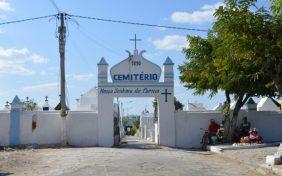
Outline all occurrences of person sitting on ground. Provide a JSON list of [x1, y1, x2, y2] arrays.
[[249, 128, 263, 143], [208, 119, 220, 144], [240, 128, 263, 144], [216, 124, 224, 143], [240, 116, 251, 137]]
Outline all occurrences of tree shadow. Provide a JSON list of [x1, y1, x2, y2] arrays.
[[0, 172, 13, 176]]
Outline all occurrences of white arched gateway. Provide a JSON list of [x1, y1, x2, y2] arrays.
[[97, 48, 175, 147]]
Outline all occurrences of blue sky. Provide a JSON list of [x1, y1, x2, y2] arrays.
[[0, 0, 268, 114]]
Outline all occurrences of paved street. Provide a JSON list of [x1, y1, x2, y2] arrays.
[[0, 137, 265, 176]]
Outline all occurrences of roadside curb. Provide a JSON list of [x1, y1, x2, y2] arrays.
[[207, 143, 282, 175], [207, 142, 280, 153]]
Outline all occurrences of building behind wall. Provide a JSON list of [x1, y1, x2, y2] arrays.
[[257, 97, 281, 111], [139, 109, 155, 141], [76, 87, 98, 111]]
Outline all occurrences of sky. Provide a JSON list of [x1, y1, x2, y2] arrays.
[[0, 0, 269, 114]]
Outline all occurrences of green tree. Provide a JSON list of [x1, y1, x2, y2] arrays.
[[23, 98, 38, 111], [174, 97, 184, 111], [179, 0, 278, 141], [153, 97, 158, 122], [270, 0, 282, 17], [152, 97, 184, 118], [134, 116, 140, 129]]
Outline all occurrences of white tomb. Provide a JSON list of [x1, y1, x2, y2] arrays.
[[212, 103, 223, 111], [184, 102, 206, 111], [140, 109, 155, 141], [257, 97, 281, 111], [76, 87, 98, 111]]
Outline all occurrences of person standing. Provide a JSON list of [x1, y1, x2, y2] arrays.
[[240, 117, 251, 137], [208, 119, 220, 143]]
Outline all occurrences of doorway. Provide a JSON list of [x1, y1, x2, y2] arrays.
[[113, 97, 158, 148]]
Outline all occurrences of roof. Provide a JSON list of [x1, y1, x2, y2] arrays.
[[270, 97, 281, 110], [246, 98, 256, 104], [257, 97, 281, 110], [54, 102, 70, 111]]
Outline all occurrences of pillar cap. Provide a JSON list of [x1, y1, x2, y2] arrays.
[[163, 57, 174, 65], [11, 95, 22, 105], [97, 57, 108, 65]]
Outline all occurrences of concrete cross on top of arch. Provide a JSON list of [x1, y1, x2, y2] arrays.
[[129, 34, 141, 50]]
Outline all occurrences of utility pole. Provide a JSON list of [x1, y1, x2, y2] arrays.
[[58, 13, 67, 117], [57, 13, 68, 145]]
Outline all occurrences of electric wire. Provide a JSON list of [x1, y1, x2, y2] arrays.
[[49, 0, 60, 12], [0, 13, 208, 32], [76, 26, 126, 58], [70, 14, 208, 32], [0, 14, 56, 26]]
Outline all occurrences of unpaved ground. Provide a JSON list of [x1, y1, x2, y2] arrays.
[[222, 146, 282, 175], [0, 137, 267, 176]]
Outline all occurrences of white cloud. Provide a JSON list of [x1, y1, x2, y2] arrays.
[[22, 83, 58, 92], [0, 1, 14, 11], [73, 74, 95, 81], [171, 2, 224, 24], [29, 54, 47, 63], [0, 47, 48, 76], [153, 35, 187, 51]]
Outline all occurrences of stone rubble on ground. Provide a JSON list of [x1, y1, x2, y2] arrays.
[[266, 143, 282, 165]]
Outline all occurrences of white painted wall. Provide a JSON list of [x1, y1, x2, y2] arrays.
[[0, 112, 10, 146], [67, 111, 98, 146], [1, 109, 281, 148], [0, 111, 99, 147], [175, 111, 282, 148], [31, 112, 61, 145], [247, 111, 282, 142], [175, 111, 225, 148]]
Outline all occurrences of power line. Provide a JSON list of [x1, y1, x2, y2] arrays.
[[49, 0, 60, 12], [0, 13, 208, 32], [76, 26, 126, 57], [0, 14, 56, 26], [70, 14, 208, 32]]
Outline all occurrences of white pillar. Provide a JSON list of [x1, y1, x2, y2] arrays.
[[158, 89, 175, 147], [98, 94, 114, 147], [97, 57, 114, 147], [157, 57, 175, 147]]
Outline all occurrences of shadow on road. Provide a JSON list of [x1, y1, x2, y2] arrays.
[[0, 172, 13, 176]]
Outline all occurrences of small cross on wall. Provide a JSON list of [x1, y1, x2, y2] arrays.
[[161, 89, 172, 102]]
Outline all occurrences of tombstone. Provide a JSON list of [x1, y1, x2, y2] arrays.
[[97, 44, 175, 147], [43, 96, 50, 111], [4, 101, 10, 111], [9, 95, 23, 146]]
